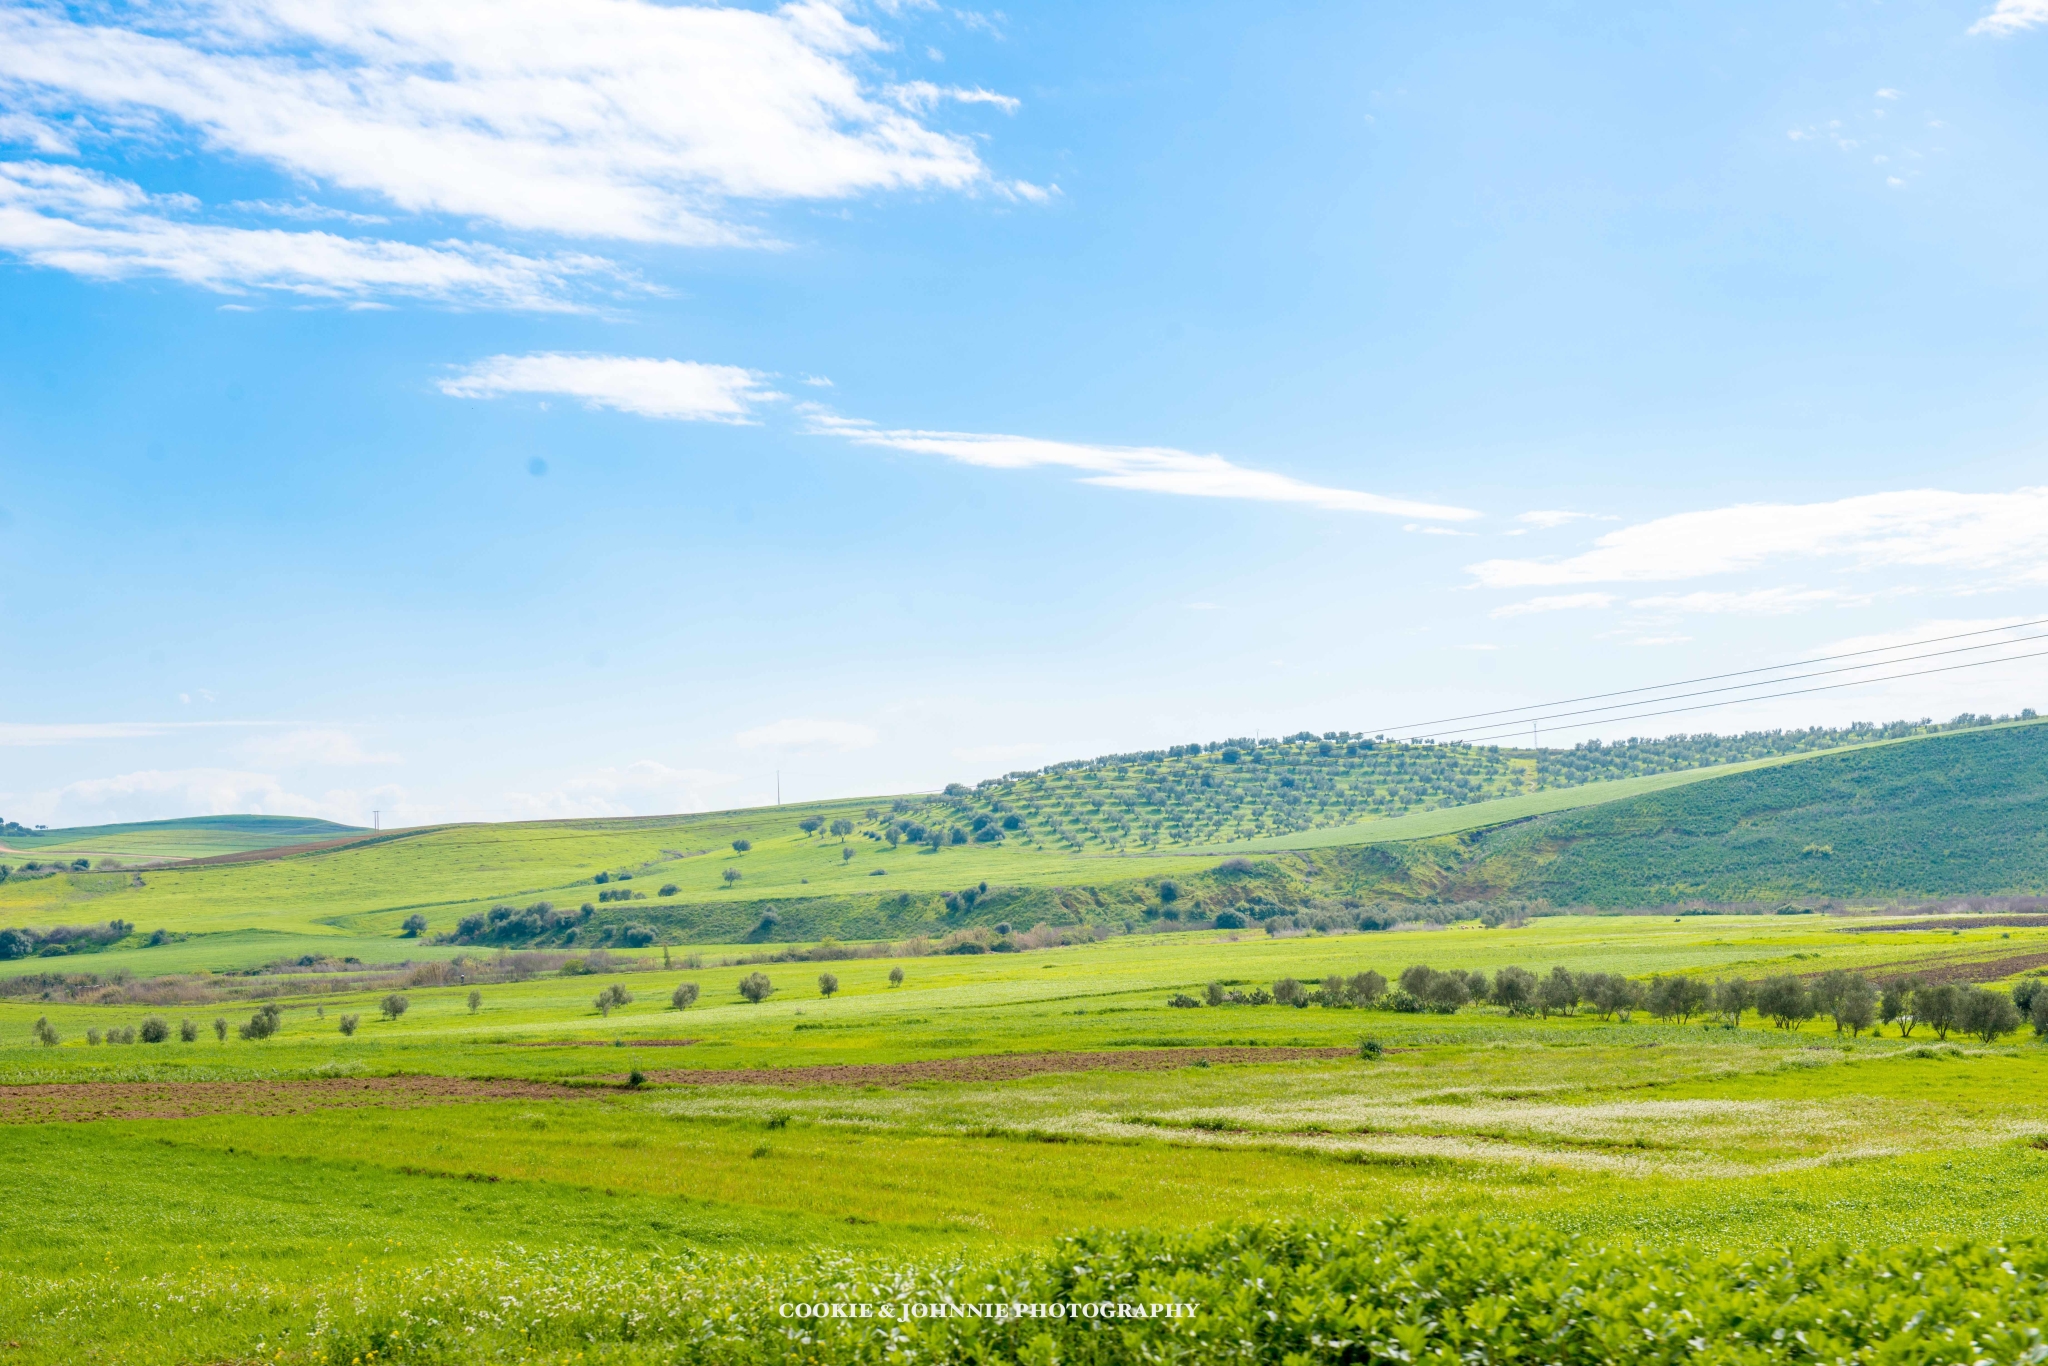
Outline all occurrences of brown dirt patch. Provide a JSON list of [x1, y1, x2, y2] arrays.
[[1844, 915, 2048, 932], [1871, 951, 2048, 985], [635, 1045, 1362, 1088], [0, 1075, 577, 1124]]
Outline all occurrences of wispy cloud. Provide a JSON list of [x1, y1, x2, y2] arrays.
[[1490, 592, 1617, 618], [440, 353, 781, 423], [0, 719, 278, 746], [734, 718, 879, 750], [12, 766, 389, 826], [0, 162, 622, 309], [1628, 588, 1861, 616], [1969, 0, 2048, 34], [0, 0, 1004, 247], [806, 413, 1480, 519], [890, 81, 1020, 114], [1468, 487, 2048, 588]]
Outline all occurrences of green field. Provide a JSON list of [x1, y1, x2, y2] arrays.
[[1, 911, 2044, 1363], [0, 813, 366, 861], [5, 720, 2048, 1363]]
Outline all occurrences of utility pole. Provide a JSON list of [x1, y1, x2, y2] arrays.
[[776, 771, 781, 806], [372, 809, 380, 832]]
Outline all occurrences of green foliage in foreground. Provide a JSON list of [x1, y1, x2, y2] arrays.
[[301, 1215, 2048, 1364]]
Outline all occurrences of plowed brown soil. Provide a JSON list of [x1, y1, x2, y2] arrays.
[[0, 1075, 575, 1123], [636, 1045, 1361, 1088]]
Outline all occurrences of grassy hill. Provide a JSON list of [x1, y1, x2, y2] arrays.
[[2, 716, 2045, 974], [0, 815, 365, 862], [903, 715, 2019, 852], [1434, 717, 2048, 907]]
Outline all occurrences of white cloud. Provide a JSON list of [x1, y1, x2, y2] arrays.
[[1876, 88, 1901, 99], [1628, 587, 1860, 616], [1468, 486, 2048, 588], [238, 728, 399, 766], [0, 161, 619, 308], [0, 0, 1003, 246], [1970, 0, 2048, 34], [734, 717, 879, 750], [503, 759, 735, 819], [439, 353, 781, 423], [1490, 592, 1617, 618], [808, 414, 1480, 519], [890, 81, 1020, 114], [1514, 509, 1599, 529], [14, 766, 384, 826]]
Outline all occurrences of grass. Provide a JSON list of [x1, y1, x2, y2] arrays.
[[0, 814, 363, 860], [0, 913, 2044, 1363]]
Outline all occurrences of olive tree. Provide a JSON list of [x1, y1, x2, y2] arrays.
[[1535, 967, 1579, 1018], [818, 972, 840, 997], [1756, 975, 1813, 1031], [1491, 966, 1537, 1016], [380, 993, 409, 1021], [1958, 988, 2021, 1043], [178, 1018, 199, 1043], [671, 982, 700, 1010], [400, 913, 428, 937], [594, 983, 632, 1017], [139, 1016, 170, 1043], [30, 1016, 58, 1047], [1916, 982, 1962, 1040], [888, 966, 904, 988], [738, 971, 774, 1003], [212, 1017, 228, 1042], [1712, 978, 1755, 1026], [467, 989, 482, 1014], [338, 1013, 360, 1036]]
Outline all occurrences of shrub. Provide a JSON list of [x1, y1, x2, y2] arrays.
[[1158, 880, 1180, 902], [338, 1014, 359, 1036], [380, 993, 409, 1021], [731, 839, 751, 853], [659, 883, 679, 897], [1272, 976, 1305, 1006], [595, 983, 632, 1016], [139, 1016, 169, 1044], [1360, 1037, 1383, 1059], [671, 982, 700, 1010], [627, 1069, 646, 1088], [1167, 993, 1201, 1008], [179, 1018, 199, 1042], [1204, 981, 1227, 1006], [86, 1028, 102, 1046], [467, 989, 482, 1013], [30, 1016, 58, 1047], [111, 1026, 136, 1045], [738, 971, 774, 1003], [2032, 985, 2048, 1038], [400, 913, 428, 937], [888, 966, 904, 987], [1350, 970, 1388, 1006], [799, 817, 823, 835], [1211, 909, 1247, 929], [817, 972, 839, 997], [212, 1017, 227, 1042]]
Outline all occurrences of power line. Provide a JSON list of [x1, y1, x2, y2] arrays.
[[1412, 628, 2048, 740], [1435, 645, 2048, 746], [1373, 615, 2048, 736]]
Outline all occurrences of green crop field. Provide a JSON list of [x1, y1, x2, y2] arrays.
[[5, 718, 2048, 1363], [0, 814, 366, 861]]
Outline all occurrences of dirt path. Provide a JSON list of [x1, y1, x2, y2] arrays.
[[637, 1045, 1362, 1088], [0, 1075, 576, 1123]]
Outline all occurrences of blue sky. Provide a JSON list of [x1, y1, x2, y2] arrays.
[[3, 0, 2047, 827]]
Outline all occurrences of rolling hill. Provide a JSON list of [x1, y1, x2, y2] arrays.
[[1, 715, 2043, 974], [0, 815, 367, 862]]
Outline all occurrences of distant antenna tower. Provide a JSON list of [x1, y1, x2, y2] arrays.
[[776, 770, 781, 806], [372, 809, 381, 832]]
